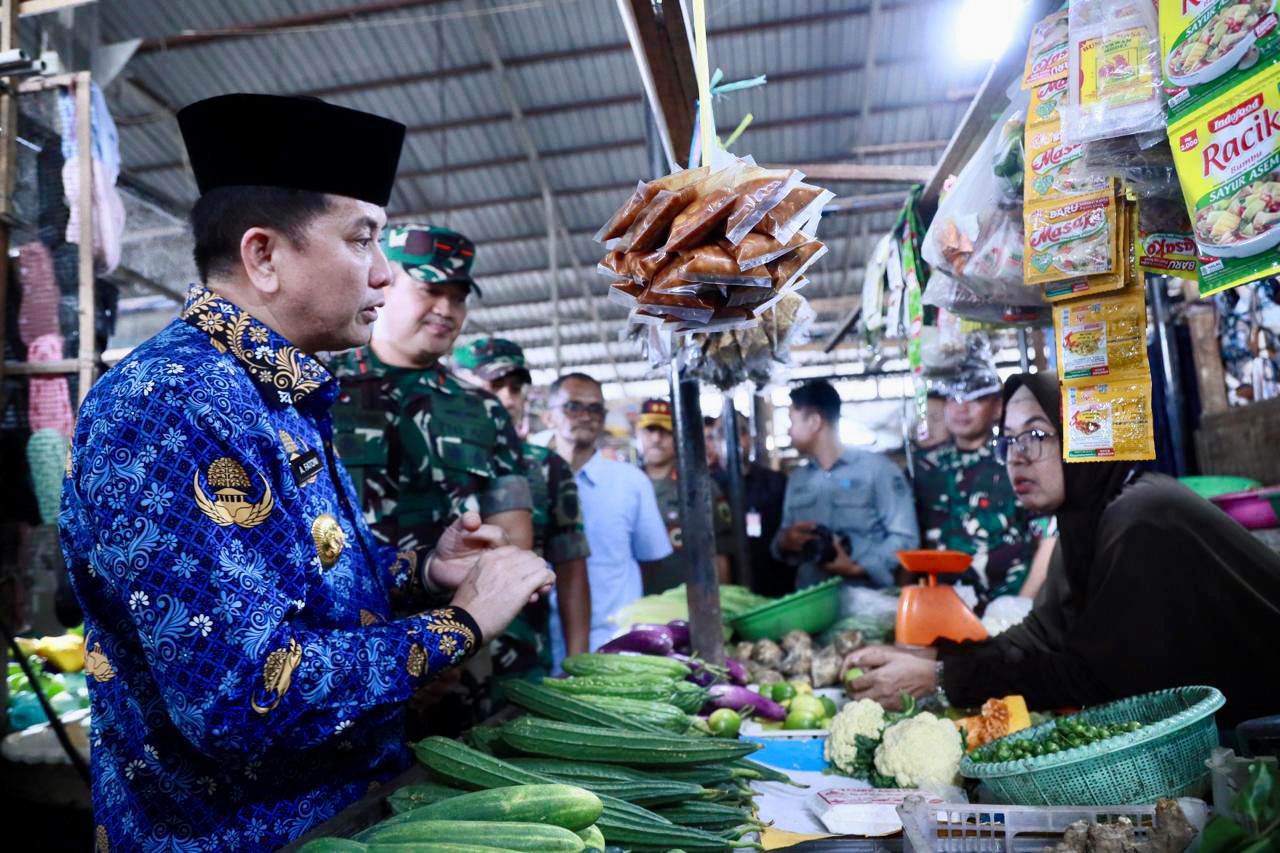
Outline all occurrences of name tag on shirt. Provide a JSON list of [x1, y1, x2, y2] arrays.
[[747, 511, 762, 539], [291, 449, 323, 486]]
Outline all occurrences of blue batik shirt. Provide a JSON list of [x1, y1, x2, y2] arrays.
[[60, 283, 481, 853]]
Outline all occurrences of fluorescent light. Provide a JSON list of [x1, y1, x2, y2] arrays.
[[955, 0, 1024, 64]]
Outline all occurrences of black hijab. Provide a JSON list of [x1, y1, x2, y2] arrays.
[[998, 373, 1135, 588]]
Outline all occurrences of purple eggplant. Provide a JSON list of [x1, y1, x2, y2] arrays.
[[668, 652, 726, 687], [598, 626, 674, 656], [703, 684, 786, 721], [724, 657, 749, 686], [666, 620, 691, 651]]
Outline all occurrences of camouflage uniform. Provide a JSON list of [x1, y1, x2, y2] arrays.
[[637, 399, 734, 595], [327, 348, 530, 551], [911, 442, 1033, 602], [646, 470, 734, 594], [327, 226, 530, 736], [452, 338, 591, 687]]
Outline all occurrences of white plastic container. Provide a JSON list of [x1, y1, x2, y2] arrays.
[[897, 794, 1209, 853]]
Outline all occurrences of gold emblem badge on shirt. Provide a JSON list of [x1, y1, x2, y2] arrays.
[[311, 513, 345, 569], [251, 638, 302, 715], [194, 457, 274, 529]]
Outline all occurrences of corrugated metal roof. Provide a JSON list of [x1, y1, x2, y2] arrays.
[[101, 0, 988, 381]]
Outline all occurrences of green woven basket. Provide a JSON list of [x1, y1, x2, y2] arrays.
[[960, 686, 1224, 806]]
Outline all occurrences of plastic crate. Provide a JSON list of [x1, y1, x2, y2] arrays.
[[897, 794, 1209, 853]]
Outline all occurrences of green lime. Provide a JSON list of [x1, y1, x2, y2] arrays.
[[843, 667, 865, 686], [708, 708, 742, 738], [783, 710, 820, 730], [819, 696, 838, 719], [770, 682, 796, 703], [789, 695, 826, 719], [791, 681, 814, 696]]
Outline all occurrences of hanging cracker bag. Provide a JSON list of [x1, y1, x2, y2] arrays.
[[1063, 378, 1156, 462], [661, 163, 746, 253], [1161, 0, 1280, 121], [1025, 185, 1121, 284], [596, 166, 710, 242], [1054, 282, 1149, 384], [1168, 60, 1280, 296], [723, 167, 804, 246]]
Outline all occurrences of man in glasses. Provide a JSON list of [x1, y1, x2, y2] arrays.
[[328, 225, 533, 733], [544, 374, 671, 653], [911, 344, 1034, 605], [452, 338, 592, 684]]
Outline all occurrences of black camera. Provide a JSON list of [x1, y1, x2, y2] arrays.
[[801, 525, 851, 565]]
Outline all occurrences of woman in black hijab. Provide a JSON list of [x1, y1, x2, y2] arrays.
[[845, 372, 1280, 726]]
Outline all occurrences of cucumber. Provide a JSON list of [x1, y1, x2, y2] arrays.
[[466, 725, 513, 756], [365, 846, 510, 853], [596, 817, 762, 850], [387, 782, 467, 815], [655, 801, 766, 831], [576, 825, 605, 851], [576, 696, 691, 733], [362, 819, 584, 850], [298, 841, 367, 852], [505, 758, 649, 783], [411, 737, 676, 831], [539, 676, 681, 703], [504, 682, 671, 733], [560, 653, 691, 680], [384, 784, 601, 832], [498, 718, 759, 766]]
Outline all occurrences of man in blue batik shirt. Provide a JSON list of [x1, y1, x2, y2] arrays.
[[58, 94, 554, 852]]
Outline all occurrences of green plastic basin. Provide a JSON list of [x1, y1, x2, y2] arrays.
[[1179, 475, 1262, 500], [729, 577, 841, 640]]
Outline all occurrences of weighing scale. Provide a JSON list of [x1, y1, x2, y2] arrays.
[[894, 550, 988, 646]]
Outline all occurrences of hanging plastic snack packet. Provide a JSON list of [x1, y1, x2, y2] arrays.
[[1053, 283, 1149, 384], [1024, 186, 1120, 284], [661, 162, 746, 252], [1134, 195, 1198, 279], [635, 288, 718, 324], [1168, 60, 1280, 296], [623, 250, 672, 285], [723, 167, 803, 245], [595, 166, 710, 242], [1025, 125, 1111, 203], [730, 230, 812, 270], [599, 251, 627, 278], [1063, 378, 1156, 462], [768, 239, 828, 291], [755, 183, 835, 243], [609, 279, 645, 308], [665, 243, 773, 289], [1063, 0, 1164, 144], [617, 183, 704, 252], [1160, 0, 1280, 121], [1025, 6, 1071, 88]]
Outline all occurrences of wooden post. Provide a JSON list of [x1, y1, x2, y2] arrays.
[[1187, 305, 1228, 417], [0, 0, 20, 389], [721, 395, 751, 590], [75, 71, 94, 404]]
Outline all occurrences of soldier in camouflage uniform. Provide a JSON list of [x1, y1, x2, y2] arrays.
[[453, 338, 592, 686], [328, 225, 532, 734], [636, 399, 734, 594], [912, 386, 1034, 605]]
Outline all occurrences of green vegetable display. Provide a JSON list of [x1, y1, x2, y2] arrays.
[[975, 717, 1143, 763], [1200, 761, 1280, 853]]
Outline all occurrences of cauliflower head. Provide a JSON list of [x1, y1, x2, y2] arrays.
[[824, 699, 887, 775], [873, 711, 964, 788]]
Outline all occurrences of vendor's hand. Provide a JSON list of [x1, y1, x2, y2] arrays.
[[450, 546, 555, 642], [822, 536, 865, 578], [841, 645, 937, 710], [778, 520, 819, 553], [428, 511, 510, 590]]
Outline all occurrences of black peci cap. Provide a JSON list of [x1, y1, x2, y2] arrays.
[[177, 94, 406, 206]]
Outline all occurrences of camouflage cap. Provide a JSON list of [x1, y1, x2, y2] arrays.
[[637, 398, 673, 432], [453, 337, 532, 384], [383, 224, 482, 297]]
